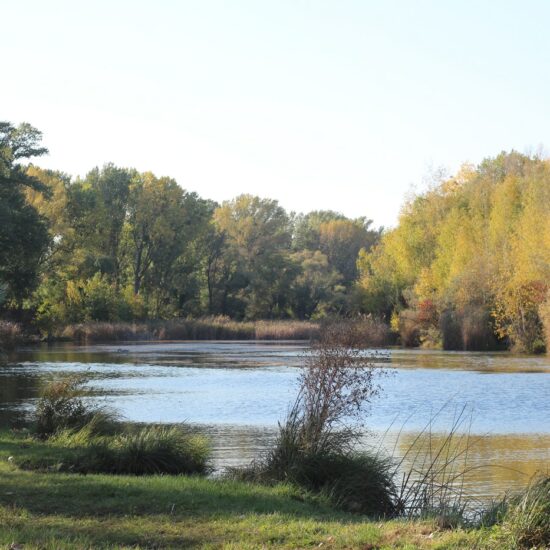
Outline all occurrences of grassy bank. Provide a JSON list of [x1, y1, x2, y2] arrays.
[[0, 431, 480, 549]]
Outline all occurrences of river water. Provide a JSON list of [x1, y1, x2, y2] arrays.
[[1, 341, 549, 500]]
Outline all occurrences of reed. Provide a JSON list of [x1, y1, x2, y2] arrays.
[[60, 317, 321, 343]]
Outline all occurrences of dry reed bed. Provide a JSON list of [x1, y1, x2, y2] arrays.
[[61, 318, 321, 343]]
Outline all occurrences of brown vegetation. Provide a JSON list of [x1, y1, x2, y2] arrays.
[[0, 321, 22, 350], [60, 317, 321, 343], [539, 291, 550, 354], [59, 317, 393, 345]]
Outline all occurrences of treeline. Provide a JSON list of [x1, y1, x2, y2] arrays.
[[0, 122, 379, 334], [2, 122, 550, 352], [357, 152, 550, 353]]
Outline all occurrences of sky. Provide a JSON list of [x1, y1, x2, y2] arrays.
[[3, 0, 550, 227]]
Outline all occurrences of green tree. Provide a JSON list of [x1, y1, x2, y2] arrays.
[[0, 122, 50, 304], [213, 194, 293, 318]]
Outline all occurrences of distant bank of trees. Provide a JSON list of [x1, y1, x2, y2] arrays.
[[357, 152, 550, 353], [1, 122, 379, 331], [1, 122, 549, 352]]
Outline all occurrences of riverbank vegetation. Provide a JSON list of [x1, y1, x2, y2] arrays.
[[357, 155, 550, 353], [1, 325, 549, 547], [26, 374, 211, 476], [1, 121, 549, 352]]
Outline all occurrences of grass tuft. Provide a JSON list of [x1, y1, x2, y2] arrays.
[[490, 476, 550, 549]]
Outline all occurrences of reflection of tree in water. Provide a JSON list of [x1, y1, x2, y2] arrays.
[[0, 366, 42, 426]]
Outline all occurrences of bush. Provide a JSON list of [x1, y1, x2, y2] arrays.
[[396, 309, 421, 347], [238, 444, 395, 516], [34, 376, 117, 438], [440, 307, 502, 351], [106, 425, 210, 475], [232, 322, 394, 516]]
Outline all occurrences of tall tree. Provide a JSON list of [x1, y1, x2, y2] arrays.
[[0, 122, 50, 304], [213, 194, 293, 318]]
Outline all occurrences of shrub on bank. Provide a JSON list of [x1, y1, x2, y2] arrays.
[[34, 376, 117, 438], [29, 377, 211, 475], [539, 292, 550, 354], [19, 424, 211, 476], [230, 322, 394, 516], [55, 424, 209, 475]]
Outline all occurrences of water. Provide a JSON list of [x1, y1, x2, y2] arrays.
[[1, 342, 549, 499]]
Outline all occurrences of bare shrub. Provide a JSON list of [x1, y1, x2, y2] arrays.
[[344, 316, 392, 347], [235, 321, 394, 516]]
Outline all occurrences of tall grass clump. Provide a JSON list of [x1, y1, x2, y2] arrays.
[[105, 425, 210, 475], [233, 321, 394, 516], [24, 424, 211, 476], [28, 377, 211, 475], [391, 407, 477, 528], [34, 375, 117, 438], [489, 476, 550, 549]]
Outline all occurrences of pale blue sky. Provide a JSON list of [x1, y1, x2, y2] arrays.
[[3, 1, 550, 227]]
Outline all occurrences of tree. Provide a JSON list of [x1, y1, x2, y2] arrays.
[[0, 122, 50, 305], [288, 250, 341, 319], [124, 172, 211, 316], [213, 194, 293, 318]]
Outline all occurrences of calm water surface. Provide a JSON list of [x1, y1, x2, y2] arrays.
[[1, 341, 549, 499]]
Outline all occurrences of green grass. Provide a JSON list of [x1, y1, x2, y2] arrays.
[[0, 430, 483, 549]]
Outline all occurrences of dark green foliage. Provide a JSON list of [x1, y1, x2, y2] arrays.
[[0, 122, 50, 303], [238, 441, 395, 517], [101, 426, 210, 475], [0, 321, 22, 350]]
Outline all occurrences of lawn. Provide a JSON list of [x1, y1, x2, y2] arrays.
[[0, 431, 482, 549]]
